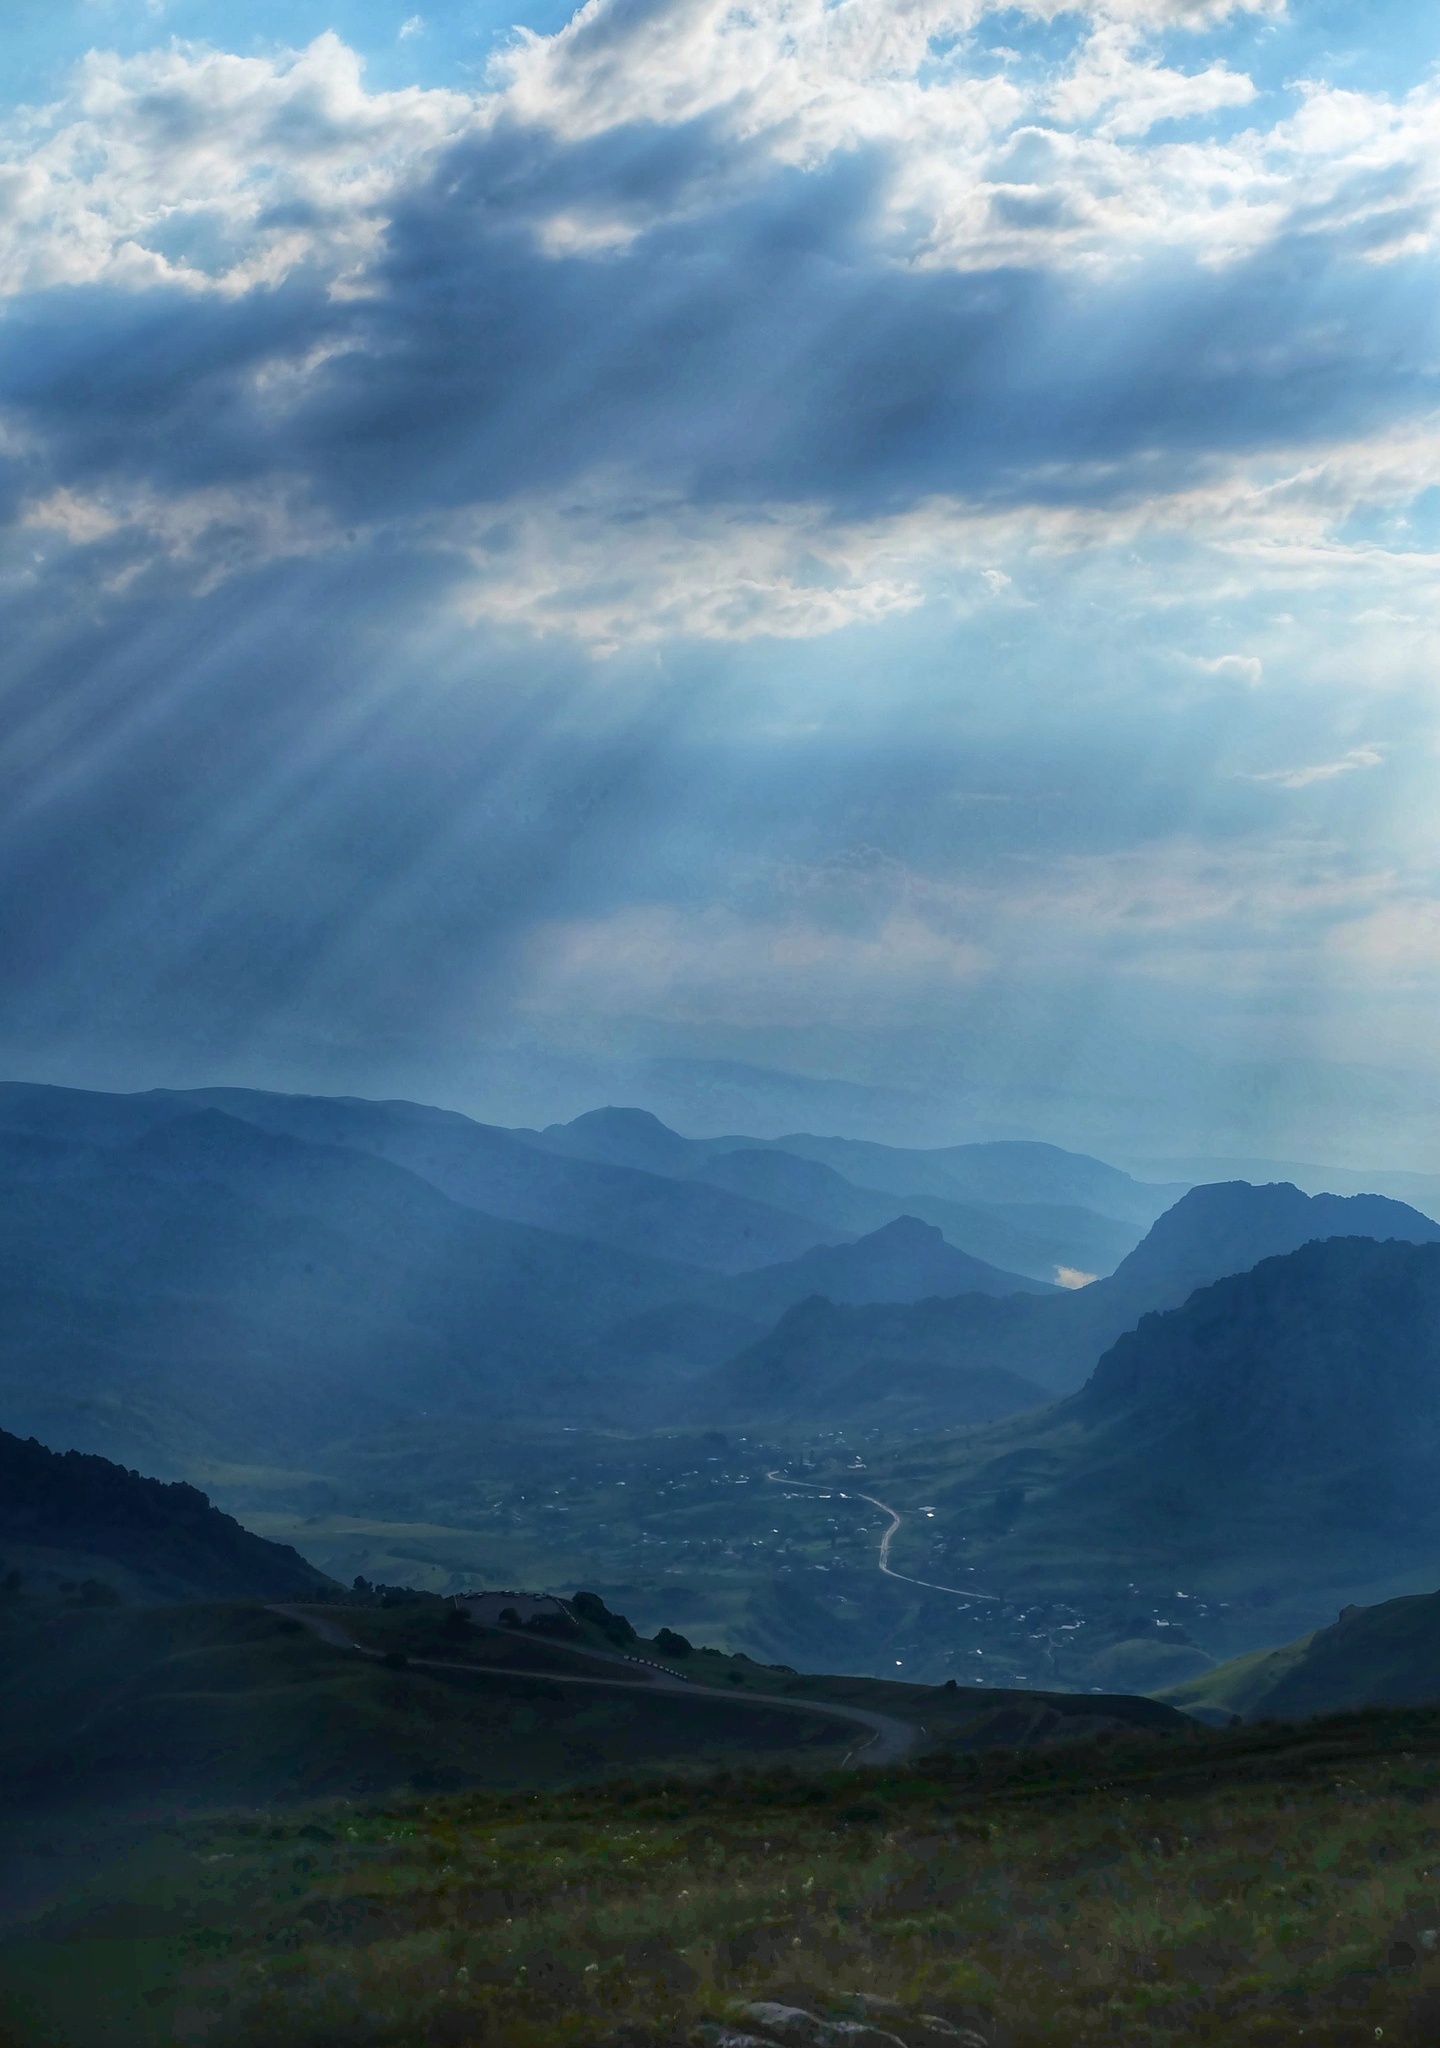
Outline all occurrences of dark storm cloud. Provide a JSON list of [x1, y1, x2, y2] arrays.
[[4, 110, 1438, 534], [1, 9, 1438, 1152]]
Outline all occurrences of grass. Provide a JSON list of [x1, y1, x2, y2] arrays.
[[0, 1598, 863, 1838], [4, 1704, 1440, 2047]]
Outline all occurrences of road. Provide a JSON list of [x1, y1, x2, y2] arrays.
[[766, 1471, 1003, 1604], [269, 1605, 920, 1767]]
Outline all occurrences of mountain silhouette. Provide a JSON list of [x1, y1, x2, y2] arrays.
[[707, 1214, 1052, 1329], [690, 1179, 1440, 1419], [0, 1427, 336, 1602]]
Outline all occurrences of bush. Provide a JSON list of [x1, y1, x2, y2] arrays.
[[655, 1628, 692, 1658], [572, 1589, 637, 1645]]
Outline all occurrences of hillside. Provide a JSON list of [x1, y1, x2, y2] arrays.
[[1162, 1583, 1440, 1722], [692, 1178, 1440, 1415], [0, 1590, 1182, 1853], [0, 1107, 720, 1466], [0, 1428, 334, 1602], [859, 1235, 1440, 1661], [696, 1293, 1051, 1427], [707, 1215, 1052, 1328], [8, 1701, 1440, 2048]]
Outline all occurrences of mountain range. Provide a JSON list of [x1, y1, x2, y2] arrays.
[[692, 1179, 1440, 1422], [1, 1081, 1437, 1474], [0, 1084, 1171, 1283], [0, 1081, 1182, 1468], [862, 1233, 1440, 1659]]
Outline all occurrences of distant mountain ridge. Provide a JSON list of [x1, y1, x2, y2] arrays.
[[0, 1089, 1048, 1468], [705, 1214, 1055, 1328], [690, 1179, 1440, 1420], [0, 1103, 718, 1465], [0, 1427, 336, 1603], [529, 1106, 1174, 1280]]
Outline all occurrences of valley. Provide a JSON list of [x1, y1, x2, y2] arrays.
[[6, 1081, 1440, 1768]]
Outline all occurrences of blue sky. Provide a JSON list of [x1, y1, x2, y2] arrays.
[[3, 0, 1440, 1163]]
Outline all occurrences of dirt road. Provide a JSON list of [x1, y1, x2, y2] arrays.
[[766, 1471, 1003, 1604], [269, 1605, 920, 1767]]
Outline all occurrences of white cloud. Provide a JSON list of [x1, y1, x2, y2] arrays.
[[444, 488, 927, 653], [399, 15, 425, 39], [0, 32, 470, 297], [21, 477, 342, 589], [1242, 744, 1387, 790], [1, 0, 1434, 309], [1191, 652, 1263, 684]]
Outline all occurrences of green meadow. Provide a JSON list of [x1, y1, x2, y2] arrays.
[[4, 1697, 1440, 2048]]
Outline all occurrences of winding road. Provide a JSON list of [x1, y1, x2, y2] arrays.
[[269, 1604, 920, 1767], [766, 1471, 1003, 1604]]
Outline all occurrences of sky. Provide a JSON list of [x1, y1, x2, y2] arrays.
[[3, 0, 1440, 1164]]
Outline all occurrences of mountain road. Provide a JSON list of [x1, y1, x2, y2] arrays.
[[269, 1604, 921, 1767]]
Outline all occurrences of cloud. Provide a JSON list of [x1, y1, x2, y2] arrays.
[[1191, 652, 1263, 684], [0, 33, 469, 297], [519, 897, 989, 1031], [1242, 744, 1388, 790], [0, 0, 1436, 1162]]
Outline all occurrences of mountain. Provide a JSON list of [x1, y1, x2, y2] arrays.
[[1163, 1584, 1440, 1722], [1077, 1234, 1440, 1478], [529, 1104, 708, 1177], [755, 1135, 1185, 1229], [1100, 1179, 1440, 1300], [1136, 1153, 1440, 1215], [690, 1179, 1440, 1417], [533, 1108, 1154, 1281], [859, 1235, 1440, 1660], [0, 1106, 722, 1466], [698, 1294, 1051, 1427], [0, 1428, 335, 1603], [690, 1151, 1136, 1283], [0, 1083, 840, 1277], [708, 1215, 1052, 1330]]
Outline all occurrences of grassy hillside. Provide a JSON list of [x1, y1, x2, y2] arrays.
[[6, 1703, 1440, 2047], [1165, 1585, 1440, 1722], [0, 1599, 861, 1839], [0, 1428, 335, 1603], [0, 1589, 1184, 1843]]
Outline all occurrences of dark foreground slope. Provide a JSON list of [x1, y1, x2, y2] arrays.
[[8, 1703, 1440, 2048], [0, 1428, 334, 1602], [1165, 1582, 1440, 1722], [0, 1602, 854, 1844], [865, 1236, 1440, 1653], [0, 1591, 1181, 1871], [693, 1179, 1440, 1417]]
